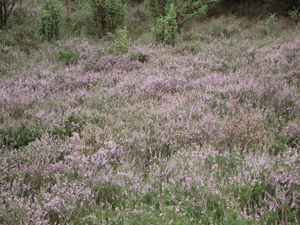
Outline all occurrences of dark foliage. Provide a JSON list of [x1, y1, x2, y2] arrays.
[[0, 0, 19, 28]]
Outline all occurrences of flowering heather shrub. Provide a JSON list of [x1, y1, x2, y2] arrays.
[[0, 16, 300, 224]]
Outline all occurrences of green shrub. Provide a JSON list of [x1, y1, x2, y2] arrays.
[[52, 114, 88, 139], [93, 181, 125, 209], [145, 0, 168, 23], [90, 0, 125, 38], [288, 6, 300, 23], [109, 26, 130, 54], [9, 7, 28, 26], [0, 124, 41, 149], [147, 0, 220, 45], [0, 25, 39, 55], [162, 3, 178, 46], [38, 0, 63, 41], [68, 2, 93, 36], [182, 32, 198, 42], [152, 3, 178, 46], [55, 50, 78, 66], [265, 13, 276, 26]]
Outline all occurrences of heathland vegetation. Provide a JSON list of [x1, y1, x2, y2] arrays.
[[1, 0, 300, 224]]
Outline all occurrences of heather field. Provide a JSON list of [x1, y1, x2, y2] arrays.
[[1, 15, 300, 224]]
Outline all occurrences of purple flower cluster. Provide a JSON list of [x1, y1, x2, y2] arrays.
[[1, 17, 300, 224]]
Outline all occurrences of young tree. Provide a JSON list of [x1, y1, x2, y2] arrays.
[[90, 0, 125, 38], [146, 0, 221, 45], [147, 0, 220, 28], [153, 3, 178, 45], [39, 0, 63, 41], [175, 0, 220, 29], [163, 3, 178, 46], [146, 0, 169, 23]]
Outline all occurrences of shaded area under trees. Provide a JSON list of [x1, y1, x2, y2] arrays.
[[0, 0, 19, 29]]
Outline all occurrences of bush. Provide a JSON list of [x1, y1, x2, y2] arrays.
[[265, 13, 277, 26], [109, 26, 130, 54], [68, 2, 93, 36], [38, 0, 63, 41], [90, 0, 125, 38], [288, 6, 300, 23], [163, 4, 178, 46], [0, 124, 41, 149], [152, 3, 178, 46], [51, 113, 88, 140], [55, 50, 78, 66], [0, 25, 39, 54], [8, 7, 28, 26], [147, 0, 220, 45], [145, 0, 168, 23]]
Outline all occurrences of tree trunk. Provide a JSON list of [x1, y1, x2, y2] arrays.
[[0, 0, 17, 29]]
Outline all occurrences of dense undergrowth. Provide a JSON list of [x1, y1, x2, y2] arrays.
[[1, 4, 300, 225]]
